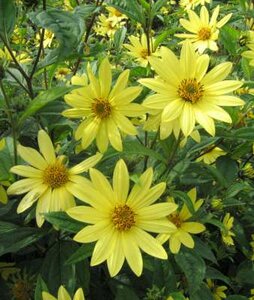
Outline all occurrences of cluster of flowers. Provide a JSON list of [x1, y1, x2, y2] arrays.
[[3, 0, 253, 298]]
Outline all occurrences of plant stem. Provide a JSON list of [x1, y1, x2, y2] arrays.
[[0, 80, 18, 165]]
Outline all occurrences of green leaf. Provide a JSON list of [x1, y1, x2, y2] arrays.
[[41, 241, 78, 295], [227, 296, 249, 300], [110, 2, 145, 25], [204, 165, 227, 188], [169, 292, 186, 300], [241, 57, 253, 80], [190, 283, 214, 300], [205, 266, 230, 285], [216, 156, 238, 185], [0, 0, 16, 38], [29, 8, 85, 65], [113, 26, 127, 50], [65, 244, 94, 265], [0, 137, 14, 181], [44, 211, 84, 233], [151, 0, 167, 16], [0, 221, 44, 256], [102, 141, 167, 164], [193, 238, 217, 264], [34, 275, 48, 300], [18, 86, 74, 128], [220, 25, 239, 55], [171, 190, 195, 215], [153, 260, 177, 293], [73, 3, 97, 18], [175, 248, 206, 294], [115, 285, 139, 300]]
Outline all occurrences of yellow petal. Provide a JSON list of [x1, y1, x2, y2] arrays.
[[73, 288, 85, 300], [107, 235, 125, 277], [113, 159, 129, 204], [18, 145, 47, 170], [42, 292, 57, 300], [58, 286, 71, 300], [69, 152, 103, 174], [181, 222, 206, 234], [38, 130, 56, 164]]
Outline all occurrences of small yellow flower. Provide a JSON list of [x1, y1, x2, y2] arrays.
[[36, 29, 55, 48], [106, 6, 127, 22], [196, 147, 226, 164], [63, 58, 144, 152], [67, 159, 177, 277], [242, 43, 254, 67], [139, 42, 244, 138], [94, 14, 125, 39], [0, 47, 31, 64], [54, 67, 71, 81], [175, 6, 232, 53], [180, 0, 211, 10], [124, 34, 160, 67], [157, 188, 206, 254], [211, 198, 223, 210], [42, 286, 85, 300], [242, 163, 254, 179], [207, 279, 227, 300], [221, 213, 235, 246], [7, 130, 102, 227]]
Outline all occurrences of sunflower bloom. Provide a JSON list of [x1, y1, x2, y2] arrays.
[[221, 213, 235, 246], [139, 42, 244, 138], [94, 14, 125, 38], [124, 34, 160, 67], [196, 147, 226, 164], [42, 286, 85, 300], [157, 188, 206, 254], [175, 6, 232, 53], [63, 58, 144, 152], [7, 130, 102, 227], [206, 279, 227, 300], [67, 159, 177, 277]]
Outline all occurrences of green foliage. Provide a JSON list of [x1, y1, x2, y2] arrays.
[[0, 0, 16, 39]]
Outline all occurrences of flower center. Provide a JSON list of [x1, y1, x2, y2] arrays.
[[140, 48, 149, 59], [178, 78, 204, 103], [168, 213, 182, 228], [43, 162, 69, 189], [198, 27, 211, 40], [92, 98, 112, 119], [112, 205, 135, 231]]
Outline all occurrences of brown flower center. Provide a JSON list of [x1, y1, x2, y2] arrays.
[[178, 78, 204, 103], [43, 162, 69, 189], [92, 98, 112, 119], [140, 48, 149, 59], [168, 213, 182, 228], [198, 27, 211, 40], [112, 205, 135, 231]]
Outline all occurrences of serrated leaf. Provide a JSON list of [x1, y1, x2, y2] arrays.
[[44, 211, 84, 233], [175, 248, 206, 294], [18, 86, 74, 128]]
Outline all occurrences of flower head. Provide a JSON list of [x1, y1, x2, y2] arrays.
[[196, 147, 226, 164], [221, 213, 235, 246], [175, 6, 232, 53], [139, 42, 244, 138], [7, 130, 102, 227], [180, 0, 211, 10], [67, 159, 177, 276], [94, 14, 125, 39], [157, 188, 206, 254], [63, 58, 144, 152], [124, 34, 160, 67], [42, 286, 85, 300], [206, 279, 227, 300], [36, 29, 55, 48], [242, 43, 254, 67]]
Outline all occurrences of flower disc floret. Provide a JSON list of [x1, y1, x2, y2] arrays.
[[112, 205, 135, 231], [178, 78, 204, 103], [42, 162, 69, 188]]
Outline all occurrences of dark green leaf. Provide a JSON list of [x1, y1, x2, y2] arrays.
[[171, 190, 195, 215], [194, 238, 217, 264], [227, 296, 249, 300], [18, 86, 74, 128], [73, 3, 97, 18], [205, 266, 230, 285], [190, 283, 214, 300], [216, 156, 238, 185], [175, 248, 206, 293], [34, 275, 48, 300], [65, 244, 94, 265], [0, 0, 16, 38], [44, 211, 84, 233]]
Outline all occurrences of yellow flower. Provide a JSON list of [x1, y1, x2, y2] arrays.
[[94, 14, 125, 38], [242, 163, 254, 179], [36, 29, 55, 48], [54, 67, 71, 81], [175, 6, 232, 53], [157, 188, 206, 254], [139, 42, 244, 138], [221, 213, 235, 246], [242, 43, 254, 67], [7, 130, 102, 227], [106, 6, 127, 22], [63, 58, 144, 152], [207, 279, 227, 300], [180, 0, 211, 10], [67, 159, 177, 277], [196, 147, 226, 164], [0, 47, 31, 64], [42, 286, 85, 300], [124, 34, 160, 67]]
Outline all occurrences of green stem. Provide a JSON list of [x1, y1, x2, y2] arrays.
[[0, 80, 18, 165]]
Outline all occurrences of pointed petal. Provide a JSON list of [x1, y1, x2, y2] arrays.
[[113, 159, 129, 204], [38, 130, 56, 164]]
